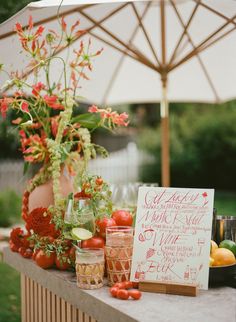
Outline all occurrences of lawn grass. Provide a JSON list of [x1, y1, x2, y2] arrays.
[[0, 262, 20, 322]]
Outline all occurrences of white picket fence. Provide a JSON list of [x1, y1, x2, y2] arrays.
[[0, 143, 154, 192]]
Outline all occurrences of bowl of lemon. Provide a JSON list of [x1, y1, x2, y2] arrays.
[[209, 239, 236, 285]]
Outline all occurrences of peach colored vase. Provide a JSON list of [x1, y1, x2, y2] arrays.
[[28, 171, 74, 213]]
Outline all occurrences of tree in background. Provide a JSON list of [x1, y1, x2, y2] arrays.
[[0, 0, 33, 24]]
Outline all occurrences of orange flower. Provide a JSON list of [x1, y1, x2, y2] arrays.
[[44, 95, 64, 110]]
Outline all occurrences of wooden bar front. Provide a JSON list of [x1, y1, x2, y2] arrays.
[[3, 247, 236, 322]]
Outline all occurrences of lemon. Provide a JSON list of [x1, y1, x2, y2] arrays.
[[210, 240, 218, 254], [209, 257, 214, 267], [219, 240, 236, 257], [211, 248, 236, 266], [71, 227, 92, 240]]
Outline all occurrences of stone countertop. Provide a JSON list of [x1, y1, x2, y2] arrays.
[[3, 247, 236, 322]]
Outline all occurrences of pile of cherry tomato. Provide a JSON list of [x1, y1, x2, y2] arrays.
[[110, 281, 142, 300]]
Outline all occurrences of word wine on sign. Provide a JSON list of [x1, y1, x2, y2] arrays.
[[130, 187, 214, 290]]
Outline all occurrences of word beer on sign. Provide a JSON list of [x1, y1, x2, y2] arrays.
[[130, 188, 214, 290]]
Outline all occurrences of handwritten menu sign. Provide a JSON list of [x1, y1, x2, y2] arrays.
[[130, 187, 214, 290]]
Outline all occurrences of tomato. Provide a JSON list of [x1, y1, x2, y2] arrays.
[[96, 218, 116, 238], [110, 286, 119, 298], [128, 289, 142, 300], [32, 249, 40, 261], [113, 282, 123, 289], [121, 281, 133, 289], [132, 282, 139, 289], [19, 247, 33, 258], [35, 250, 55, 269], [112, 210, 133, 226], [81, 237, 105, 249], [116, 289, 129, 300], [95, 177, 103, 186], [69, 246, 76, 263], [23, 248, 33, 258], [55, 254, 70, 270], [9, 241, 19, 252]]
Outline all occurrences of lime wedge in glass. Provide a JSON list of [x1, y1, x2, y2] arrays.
[[71, 228, 92, 240]]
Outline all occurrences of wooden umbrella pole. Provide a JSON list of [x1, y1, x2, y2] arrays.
[[160, 75, 170, 187], [160, 0, 170, 188]]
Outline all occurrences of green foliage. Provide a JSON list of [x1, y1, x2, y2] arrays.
[[0, 190, 21, 227], [0, 119, 21, 159], [138, 102, 236, 190], [0, 262, 20, 322], [0, 0, 33, 24]]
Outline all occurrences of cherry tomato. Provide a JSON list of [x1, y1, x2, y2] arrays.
[[116, 289, 129, 300], [128, 289, 142, 300], [35, 250, 55, 269], [55, 254, 70, 270], [96, 218, 116, 238], [95, 177, 103, 186], [23, 248, 33, 258], [19, 247, 26, 256], [121, 281, 133, 289], [113, 282, 123, 289], [132, 282, 139, 289], [110, 287, 119, 298], [112, 210, 133, 226], [81, 237, 105, 249], [47, 236, 55, 244]]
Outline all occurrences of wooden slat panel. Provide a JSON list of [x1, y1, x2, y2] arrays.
[[30, 279, 34, 322], [47, 289, 51, 322], [38, 283, 43, 322], [56, 294, 61, 322], [84, 312, 90, 322], [21, 274, 26, 322], [66, 302, 72, 322], [90, 317, 97, 322], [33, 281, 38, 322], [71, 306, 77, 322], [78, 309, 84, 322], [42, 286, 47, 322], [26, 277, 30, 322], [61, 298, 66, 322], [21, 276, 97, 322], [51, 291, 56, 322]]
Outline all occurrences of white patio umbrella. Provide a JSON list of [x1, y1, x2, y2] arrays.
[[1, 0, 236, 186]]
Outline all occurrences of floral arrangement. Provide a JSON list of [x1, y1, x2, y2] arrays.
[[0, 16, 130, 269]]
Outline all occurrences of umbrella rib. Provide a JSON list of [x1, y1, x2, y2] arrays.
[[170, 13, 236, 72], [168, 0, 200, 67], [130, 2, 161, 67], [170, 2, 220, 102], [101, 2, 153, 105], [0, 3, 96, 41], [78, 9, 160, 73], [194, 0, 236, 27], [89, 30, 158, 73]]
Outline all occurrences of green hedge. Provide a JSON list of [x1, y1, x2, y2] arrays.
[[138, 103, 236, 190], [0, 190, 22, 227]]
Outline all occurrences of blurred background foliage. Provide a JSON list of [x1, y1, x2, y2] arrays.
[[0, 0, 33, 24], [137, 101, 236, 191]]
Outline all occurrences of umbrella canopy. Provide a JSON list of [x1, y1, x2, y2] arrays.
[[1, 0, 236, 186]]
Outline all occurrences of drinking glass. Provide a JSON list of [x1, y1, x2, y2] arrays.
[[76, 248, 105, 289], [105, 226, 134, 286]]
